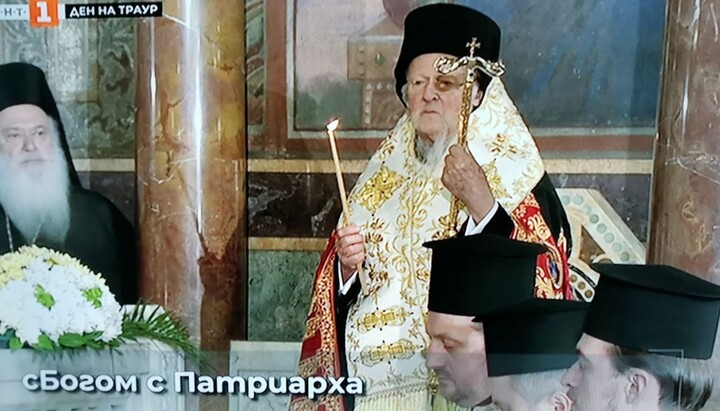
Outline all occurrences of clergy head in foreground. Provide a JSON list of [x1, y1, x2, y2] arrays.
[[476, 299, 589, 411], [424, 233, 547, 409], [0, 62, 137, 304], [561, 264, 720, 411]]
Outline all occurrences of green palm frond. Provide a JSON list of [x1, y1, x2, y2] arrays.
[[118, 304, 214, 373]]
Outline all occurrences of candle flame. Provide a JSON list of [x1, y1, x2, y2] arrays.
[[326, 119, 339, 132]]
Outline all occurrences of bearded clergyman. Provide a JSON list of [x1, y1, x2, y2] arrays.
[[0, 62, 137, 304], [291, 4, 573, 411]]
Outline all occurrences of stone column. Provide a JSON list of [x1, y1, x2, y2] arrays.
[[647, 0, 720, 284], [134, 0, 247, 392], [647, 1, 720, 405]]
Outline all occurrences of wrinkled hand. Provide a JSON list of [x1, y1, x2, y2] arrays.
[[335, 225, 365, 282], [441, 144, 495, 222]]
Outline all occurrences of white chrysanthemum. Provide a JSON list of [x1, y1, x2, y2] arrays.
[[0, 246, 123, 346]]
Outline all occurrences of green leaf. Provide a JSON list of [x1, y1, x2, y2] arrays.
[[86, 331, 103, 340], [58, 333, 85, 348], [82, 288, 103, 308], [120, 304, 213, 374], [34, 284, 55, 309], [9, 336, 22, 351], [35, 334, 53, 350], [86, 340, 103, 350]]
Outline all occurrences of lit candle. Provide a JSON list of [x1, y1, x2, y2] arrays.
[[326, 119, 351, 227], [326, 119, 369, 295]]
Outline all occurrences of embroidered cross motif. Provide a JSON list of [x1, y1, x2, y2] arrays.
[[488, 134, 518, 159]]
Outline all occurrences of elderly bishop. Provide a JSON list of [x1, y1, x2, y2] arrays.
[[0, 62, 137, 304], [291, 4, 573, 411]]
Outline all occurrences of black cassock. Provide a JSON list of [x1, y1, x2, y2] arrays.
[[0, 186, 138, 305]]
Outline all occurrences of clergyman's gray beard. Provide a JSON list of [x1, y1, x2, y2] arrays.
[[411, 112, 455, 167], [0, 142, 71, 246], [415, 135, 452, 167]]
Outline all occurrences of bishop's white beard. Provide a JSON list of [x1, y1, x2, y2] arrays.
[[0, 139, 70, 246], [411, 113, 455, 170]]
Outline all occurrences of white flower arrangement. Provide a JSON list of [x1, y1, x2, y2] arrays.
[[0, 246, 122, 349], [0, 246, 208, 370]]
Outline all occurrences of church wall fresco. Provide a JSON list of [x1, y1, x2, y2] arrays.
[[0, 2, 136, 158], [249, 0, 664, 158], [289, 0, 664, 134], [454, 0, 665, 129]]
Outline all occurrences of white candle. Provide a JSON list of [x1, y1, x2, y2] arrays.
[[325, 118, 369, 295]]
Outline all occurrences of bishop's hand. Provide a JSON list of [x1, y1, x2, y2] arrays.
[[335, 225, 365, 282], [441, 144, 496, 223]]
